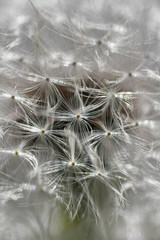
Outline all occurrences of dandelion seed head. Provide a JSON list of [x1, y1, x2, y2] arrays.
[[0, 0, 160, 239]]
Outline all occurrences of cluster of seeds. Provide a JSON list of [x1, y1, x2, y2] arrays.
[[0, 0, 160, 239]]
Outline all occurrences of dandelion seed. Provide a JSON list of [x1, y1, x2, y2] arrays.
[[128, 73, 132, 77], [41, 129, 45, 134], [107, 131, 111, 136], [15, 151, 19, 156], [11, 95, 15, 100], [76, 114, 80, 119], [135, 122, 139, 126], [46, 77, 50, 82], [19, 57, 24, 62], [72, 61, 76, 66], [97, 40, 102, 45]]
